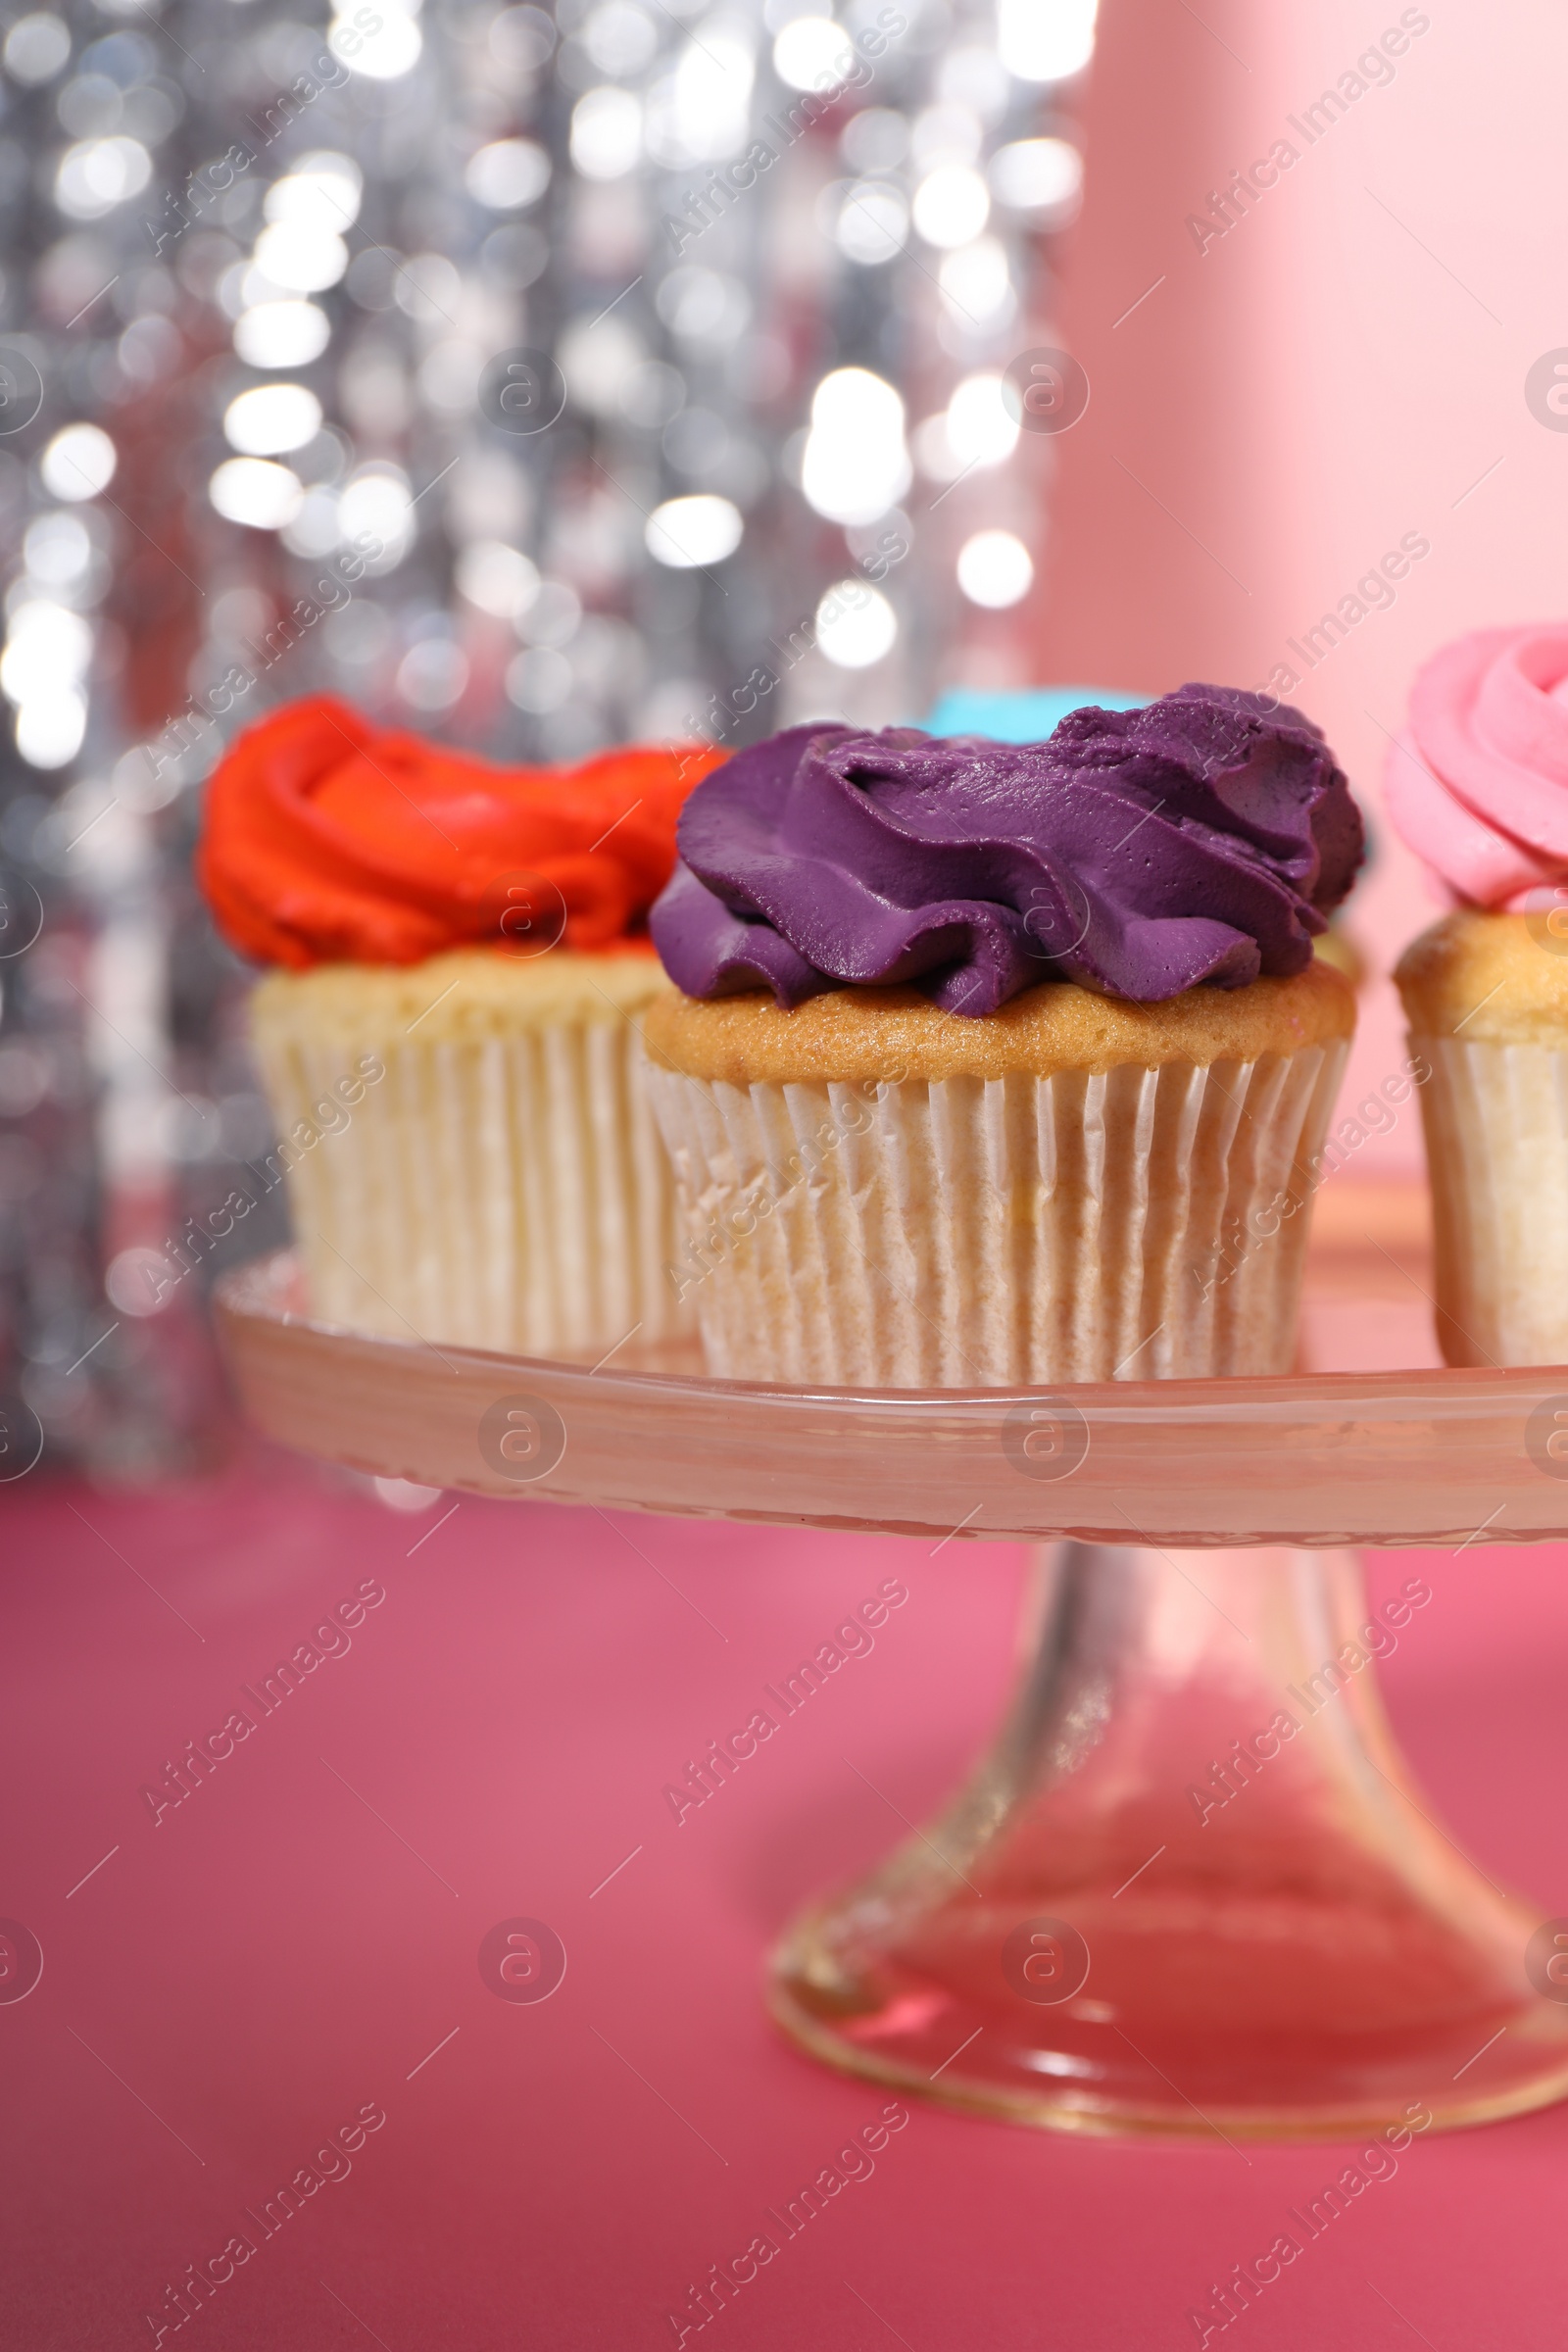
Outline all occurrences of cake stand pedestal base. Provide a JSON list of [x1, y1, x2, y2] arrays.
[[770, 1544, 1568, 2140]]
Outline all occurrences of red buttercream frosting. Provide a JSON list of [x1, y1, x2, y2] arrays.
[[197, 697, 724, 968]]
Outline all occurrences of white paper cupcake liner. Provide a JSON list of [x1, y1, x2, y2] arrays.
[[1409, 1035, 1568, 1367], [645, 1041, 1348, 1387], [254, 1017, 691, 1357]]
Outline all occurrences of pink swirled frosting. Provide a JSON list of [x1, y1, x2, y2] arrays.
[[1385, 626, 1568, 907]]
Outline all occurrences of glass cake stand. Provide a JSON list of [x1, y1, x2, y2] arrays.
[[214, 1194, 1568, 2142]]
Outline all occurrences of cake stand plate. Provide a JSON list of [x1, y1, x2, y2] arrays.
[[215, 1248, 1568, 1550], [213, 1234, 1568, 2141]]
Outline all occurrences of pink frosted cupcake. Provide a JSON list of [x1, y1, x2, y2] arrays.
[[1389, 625, 1568, 1364]]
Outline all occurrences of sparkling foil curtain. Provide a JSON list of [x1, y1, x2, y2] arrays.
[[0, 0, 1092, 1476]]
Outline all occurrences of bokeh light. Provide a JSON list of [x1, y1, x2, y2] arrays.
[[815, 580, 898, 668], [222, 385, 324, 458], [570, 86, 643, 179], [990, 135, 1084, 216], [947, 372, 1021, 467], [267, 155, 364, 230], [956, 528, 1035, 608], [234, 301, 332, 369], [836, 183, 908, 267], [802, 368, 911, 527], [645, 495, 744, 568], [912, 165, 991, 249], [3, 12, 71, 83], [54, 135, 151, 220], [773, 16, 853, 90], [331, 2, 423, 79], [466, 139, 552, 210], [998, 0, 1099, 82], [209, 458, 307, 531], [40, 425, 117, 502], [252, 222, 350, 295]]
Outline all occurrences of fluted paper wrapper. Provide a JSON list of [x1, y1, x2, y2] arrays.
[[255, 1016, 691, 1357], [1410, 1034, 1568, 1367], [646, 1042, 1348, 1387]]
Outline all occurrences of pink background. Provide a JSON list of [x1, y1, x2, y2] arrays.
[[11, 8, 1568, 2342], [1036, 0, 1568, 1168], [5, 1460, 1568, 2348]]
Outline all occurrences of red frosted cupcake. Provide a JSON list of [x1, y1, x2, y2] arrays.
[[200, 696, 721, 1357]]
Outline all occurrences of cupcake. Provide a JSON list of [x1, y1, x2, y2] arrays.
[[643, 690, 1361, 1387], [1388, 626, 1568, 1366], [199, 696, 721, 1357]]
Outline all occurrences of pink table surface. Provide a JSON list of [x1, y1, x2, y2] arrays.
[[4, 1458, 1567, 2350]]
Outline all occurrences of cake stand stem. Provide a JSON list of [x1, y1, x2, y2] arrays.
[[770, 1542, 1568, 2139]]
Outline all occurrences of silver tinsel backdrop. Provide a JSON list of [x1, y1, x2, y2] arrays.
[[0, 0, 1093, 1477]]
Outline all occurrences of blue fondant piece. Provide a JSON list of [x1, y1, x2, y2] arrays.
[[921, 685, 1147, 744]]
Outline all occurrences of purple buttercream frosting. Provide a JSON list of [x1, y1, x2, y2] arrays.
[[649, 687, 1363, 1013]]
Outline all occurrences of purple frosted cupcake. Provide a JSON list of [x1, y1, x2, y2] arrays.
[[641, 690, 1361, 1388]]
